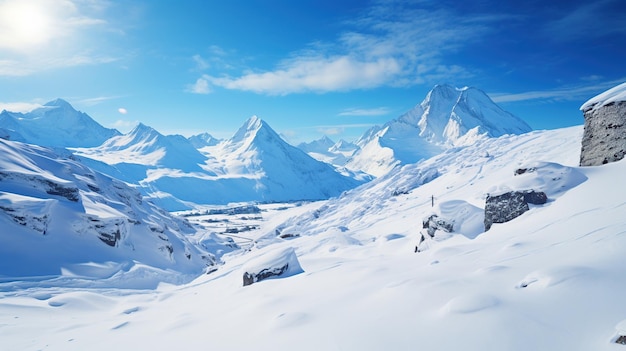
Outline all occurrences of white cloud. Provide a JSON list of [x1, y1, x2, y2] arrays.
[[0, 101, 42, 112], [192, 2, 496, 95], [187, 76, 212, 94], [192, 54, 209, 70], [338, 107, 391, 117], [118, 107, 128, 114], [490, 78, 626, 103]]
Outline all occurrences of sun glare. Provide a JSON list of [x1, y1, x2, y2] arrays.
[[0, 1, 54, 50]]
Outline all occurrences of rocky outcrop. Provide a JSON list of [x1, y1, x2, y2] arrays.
[[484, 190, 547, 231], [422, 214, 454, 237], [580, 83, 626, 166], [242, 247, 303, 286]]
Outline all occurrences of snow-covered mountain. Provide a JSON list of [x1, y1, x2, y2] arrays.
[[73, 117, 365, 210], [188, 132, 221, 148], [73, 123, 207, 173], [346, 85, 532, 176], [183, 116, 364, 204], [298, 136, 359, 167], [297, 136, 336, 154], [0, 138, 234, 287], [0, 99, 120, 148]]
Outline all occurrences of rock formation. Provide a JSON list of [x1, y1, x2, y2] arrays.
[[580, 82, 626, 166], [484, 190, 547, 231]]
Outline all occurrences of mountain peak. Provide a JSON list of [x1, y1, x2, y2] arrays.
[[44, 98, 74, 109], [230, 115, 275, 145]]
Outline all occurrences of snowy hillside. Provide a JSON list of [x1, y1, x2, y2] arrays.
[[0, 99, 120, 148], [0, 138, 234, 288], [346, 84, 532, 176], [2, 125, 625, 350]]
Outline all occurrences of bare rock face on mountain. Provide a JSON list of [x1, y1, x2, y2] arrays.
[[579, 82, 626, 166]]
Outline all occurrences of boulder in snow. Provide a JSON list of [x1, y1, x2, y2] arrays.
[[484, 190, 547, 231], [242, 247, 303, 286]]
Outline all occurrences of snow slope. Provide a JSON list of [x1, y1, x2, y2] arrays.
[[347, 84, 532, 176], [2, 125, 626, 351], [0, 138, 234, 288], [0, 99, 120, 148]]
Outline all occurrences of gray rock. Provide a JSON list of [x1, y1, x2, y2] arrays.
[[484, 190, 548, 231], [243, 264, 290, 286], [580, 101, 626, 166], [422, 214, 454, 237]]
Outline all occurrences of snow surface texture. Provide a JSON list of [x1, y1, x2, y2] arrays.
[[73, 116, 364, 210], [346, 84, 532, 176], [0, 138, 235, 288], [2, 125, 626, 350]]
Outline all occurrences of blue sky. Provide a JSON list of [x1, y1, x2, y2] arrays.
[[0, 0, 625, 144]]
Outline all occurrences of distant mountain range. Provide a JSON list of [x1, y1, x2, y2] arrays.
[[0, 85, 531, 209]]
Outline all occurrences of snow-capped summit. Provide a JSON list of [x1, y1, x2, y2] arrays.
[[188, 132, 221, 148], [227, 115, 277, 151], [346, 85, 532, 177], [73, 122, 206, 172], [0, 98, 120, 148], [193, 116, 365, 203], [298, 135, 336, 154]]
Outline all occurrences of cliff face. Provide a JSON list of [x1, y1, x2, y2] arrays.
[[580, 101, 626, 166], [580, 82, 626, 167]]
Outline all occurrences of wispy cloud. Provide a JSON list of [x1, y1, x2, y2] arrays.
[[76, 95, 124, 106], [338, 107, 391, 117], [192, 2, 501, 95], [0, 0, 119, 76], [490, 78, 626, 103], [0, 101, 43, 113]]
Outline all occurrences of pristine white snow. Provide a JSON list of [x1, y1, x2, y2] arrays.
[[2, 124, 626, 350], [580, 81, 626, 111]]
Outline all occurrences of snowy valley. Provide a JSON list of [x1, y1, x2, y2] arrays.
[[1, 84, 626, 350]]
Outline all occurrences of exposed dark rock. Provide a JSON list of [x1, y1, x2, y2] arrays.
[[422, 214, 454, 237], [616, 335, 626, 345], [514, 167, 536, 176], [484, 190, 548, 230], [522, 190, 548, 205], [243, 264, 289, 286], [580, 101, 626, 166]]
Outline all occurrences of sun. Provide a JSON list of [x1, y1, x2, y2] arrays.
[[0, 0, 54, 50]]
